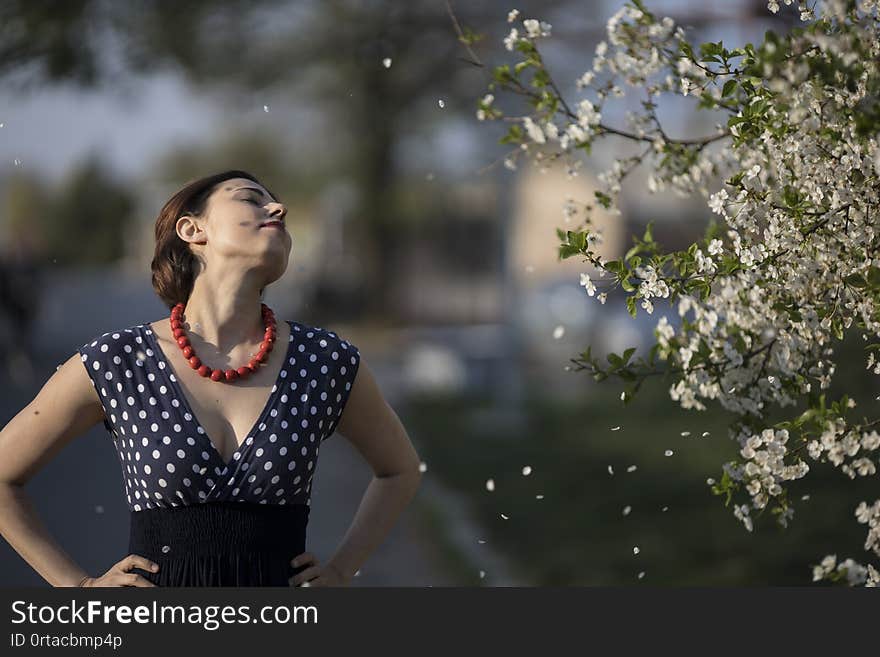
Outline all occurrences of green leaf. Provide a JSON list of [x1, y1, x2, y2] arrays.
[[572, 231, 587, 250], [625, 244, 642, 261], [594, 190, 613, 209], [558, 243, 581, 260], [492, 64, 512, 84], [699, 41, 723, 60], [722, 79, 737, 97], [844, 272, 866, 288], [626, 296, 637, 318]]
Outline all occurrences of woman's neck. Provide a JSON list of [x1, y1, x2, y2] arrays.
[[180, 278, 267, 354]]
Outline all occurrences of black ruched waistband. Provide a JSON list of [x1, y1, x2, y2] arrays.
[[128, 501, 310, 560]]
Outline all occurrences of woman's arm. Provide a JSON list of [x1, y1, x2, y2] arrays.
[[0, 351, 106, 586], [326, 356, 423, 581]]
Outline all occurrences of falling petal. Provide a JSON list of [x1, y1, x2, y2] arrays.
[[500, 513, 508, 520], [0, 123, 4, 128], [477, 539, 486, 544], [14, 158, 21, 166], [521, 466, 532, 476], [638, 571, 645, 579], [801, 494, 810, 501], [486, 478, 495, 491], [607, 465, 614, 476], [161, 545, 171, 554], [627, 465, 637, 472], [263, 104, 269, 112], [702, 431, 710, 437], [382, 57, 392, 68], [301, 581, 311, 587], [438, 99, 446, 108], [535, 494, 544, 499], [354, 569, 361, 577], [680, 431, 690, 437], [94, 505, 104, 514], [479, 570, 485, 579], [620, 391, 626, 401], [633, 546, 640, 555], [610, 426, 621, 431], [664, 449, 673, 456], [622, 505, 631, 516], [706, 478, 715, 485], [418, 462, 427, 473], [553, 325, 565, 339], [661, 506, 669, 512]]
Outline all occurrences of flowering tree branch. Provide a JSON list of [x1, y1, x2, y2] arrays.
[[457, 0, 880, 586]]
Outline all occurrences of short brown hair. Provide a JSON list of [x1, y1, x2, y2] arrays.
[[150, 170, 281, 311]]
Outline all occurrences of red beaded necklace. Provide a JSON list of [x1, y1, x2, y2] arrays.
[[170, 301, 277, 383]]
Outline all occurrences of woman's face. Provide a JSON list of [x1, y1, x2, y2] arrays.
[[178, 177, 292, 284]]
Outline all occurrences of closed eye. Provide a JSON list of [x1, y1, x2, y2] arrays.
[[243, 198, 261, 205]]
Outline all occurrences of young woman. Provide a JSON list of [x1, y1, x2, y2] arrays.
[[0, 170, 423, 587]]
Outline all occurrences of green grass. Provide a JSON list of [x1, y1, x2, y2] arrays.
[[400, 371, 878, 586]]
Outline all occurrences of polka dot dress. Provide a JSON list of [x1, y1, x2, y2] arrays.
[[76, 320, 360, 514]]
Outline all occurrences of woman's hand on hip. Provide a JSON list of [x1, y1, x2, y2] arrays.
[[289, 551, 350, 587], [81, 554, 159, 587]]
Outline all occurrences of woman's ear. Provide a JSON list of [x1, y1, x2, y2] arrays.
[[176, 214, 205, 245]]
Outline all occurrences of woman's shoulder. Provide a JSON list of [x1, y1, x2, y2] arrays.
[[289, 319, 356, 346], [76, 323, 146, 359], [287, 319, 360, 363]]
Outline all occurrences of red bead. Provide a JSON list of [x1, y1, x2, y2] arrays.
[[210, 369, 223, 382], [188, 356, 201, 369], [256, 349, 268, 362], [260, 340, 273, 353], [172, 328, 185, 339], [170, 319, 182, 330], [176, 336, 190, 348], [182, 346, 193, 358], [197, 365, 211, 377], [236, 366, 250, 377], [248, 359, 260, 369]]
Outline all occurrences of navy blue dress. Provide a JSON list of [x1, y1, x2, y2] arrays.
[[76, 319, 360, 586]]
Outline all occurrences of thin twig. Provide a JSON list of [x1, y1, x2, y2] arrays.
[[444, 1, 485, 69]]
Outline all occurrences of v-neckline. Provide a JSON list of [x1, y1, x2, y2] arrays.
[[139, 319, 294, 472]]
